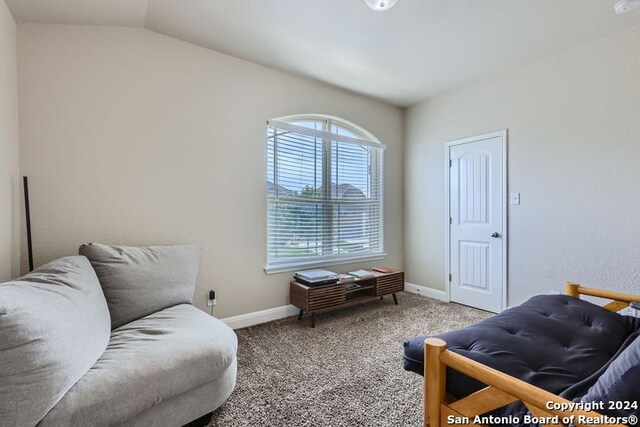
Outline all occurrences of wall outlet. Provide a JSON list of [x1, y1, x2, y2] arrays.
[[509, 192, 520, 205], [207, 290, 217, 307]]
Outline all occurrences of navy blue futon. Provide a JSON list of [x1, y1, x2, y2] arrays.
[[403, 294, 640, 423]]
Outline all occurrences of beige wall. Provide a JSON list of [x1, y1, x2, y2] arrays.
[[405, 24, 640, 306], [17, 24, 403, 318], [0, 0, 19, 281]]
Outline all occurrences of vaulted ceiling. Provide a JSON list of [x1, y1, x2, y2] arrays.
[[6, 0, 640, 106]]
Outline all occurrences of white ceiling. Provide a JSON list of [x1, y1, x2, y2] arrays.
[[6, 0, 640, 106]]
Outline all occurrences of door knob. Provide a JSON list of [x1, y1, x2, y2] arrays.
[[491, 232, 500, 238]]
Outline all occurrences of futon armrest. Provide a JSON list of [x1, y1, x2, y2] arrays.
[[565, 282, 640, 312], [423, 338, 628, 427]]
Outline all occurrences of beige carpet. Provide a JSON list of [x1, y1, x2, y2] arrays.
[[210, 292, 491, 427]]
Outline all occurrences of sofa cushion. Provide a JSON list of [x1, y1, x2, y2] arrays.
[[0, 256, 110, 427], [121, 365, 237, 427], [403, 295, 639, 398], [579, 334, 640, 419], [79, 243, 200, 328], [38, 304, 238, 427]]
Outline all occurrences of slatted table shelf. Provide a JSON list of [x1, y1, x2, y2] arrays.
[[290, 270, 404, 327]]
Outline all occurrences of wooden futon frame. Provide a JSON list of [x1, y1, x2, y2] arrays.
[[424, 282, 640, 427]]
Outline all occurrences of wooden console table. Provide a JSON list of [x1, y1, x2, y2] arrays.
[[290, 270, 404, 327]]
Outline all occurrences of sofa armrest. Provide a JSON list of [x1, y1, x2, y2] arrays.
[[423, 338, 627, 427]]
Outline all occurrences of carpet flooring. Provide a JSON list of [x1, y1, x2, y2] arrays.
[[210, 292, 491, 427]]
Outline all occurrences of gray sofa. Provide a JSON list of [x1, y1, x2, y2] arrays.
[[0, 243, 238, 427]]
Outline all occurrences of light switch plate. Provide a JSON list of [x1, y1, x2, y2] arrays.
[[509, 193, 520, 205]]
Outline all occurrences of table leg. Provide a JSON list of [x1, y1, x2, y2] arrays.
[[393, 293, 399, 305], [311, 312, 316, 328], [297, 309, 303, 320]]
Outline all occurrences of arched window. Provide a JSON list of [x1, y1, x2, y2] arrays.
[[265, 115, 385, 272]]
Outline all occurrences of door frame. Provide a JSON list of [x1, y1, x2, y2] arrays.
[[445, 130, 508, 311]]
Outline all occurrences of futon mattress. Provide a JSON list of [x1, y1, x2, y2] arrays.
[[403, 294, 640, 423]]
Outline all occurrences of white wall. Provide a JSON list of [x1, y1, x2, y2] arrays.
[[405, 24, 640, 306], [17, 24, 403, 318], [0, 0, 19, 281]]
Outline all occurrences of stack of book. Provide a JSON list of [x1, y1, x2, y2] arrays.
[[347, 269, 376, 279], [337, 273, 356, 283]]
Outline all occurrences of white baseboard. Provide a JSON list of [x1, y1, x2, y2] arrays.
[[404, 282, 449, 302], [221, 304, 299, 330], [221, 283, 449, 330]]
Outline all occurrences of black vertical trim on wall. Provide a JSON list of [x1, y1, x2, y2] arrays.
[[23, 176, 34, 272]]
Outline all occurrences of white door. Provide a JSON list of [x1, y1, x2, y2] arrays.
[[448, 132, 506, 313]]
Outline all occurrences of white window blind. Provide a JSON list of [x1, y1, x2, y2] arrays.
[[266, 119, 385, 271]]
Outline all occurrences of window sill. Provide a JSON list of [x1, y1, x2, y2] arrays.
[[264, 253, 387, 275]]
